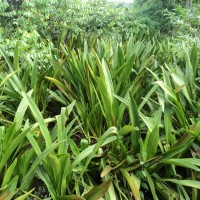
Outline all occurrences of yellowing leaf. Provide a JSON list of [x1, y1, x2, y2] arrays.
[[101, 165, 112, 178], [121, 169, 141, 200]]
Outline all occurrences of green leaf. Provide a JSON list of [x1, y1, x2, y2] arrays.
[[190, 43, 198, 78], [195, 120, 200, 135], [31, 58, 38, 88], [101, 59, 114, 104], [72, 129, 117, 168], [181, 158, 200, 166], [160, 179, 200, 189], [45, 77, 66, 89], [15, 188, 34, 200], [121, 169, 141, 200], [14, 42, 20, 72], [21, 142, 61, 190], [36, 166, 57, 200], [83, 178, 112, 200], [15, 90, 33, 129], [26, 131, 42, 156], [162, 159, 200, 171], [4, 176, 19, 200], [0, 47, 23, 91], [160, 145, 188, 162], [139, 84, 159, 110], [145, 126, 159, 160], [75, 127, 117, 188], [185, 52, 195, 85], [119, 125, 139, 136], [164, 102, 173, 145], [145, 169, 158, 200], [129, 92, 141, 153], [0, 126, 31, 173], [57, 196, 85, 200], [1, 159, 17, 187], [22, 91, 52, 148], [0, 70, 19, 87], [155, 81, 176, 99]]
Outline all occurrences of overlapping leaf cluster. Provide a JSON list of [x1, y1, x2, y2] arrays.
[[0, 32, 200, 199]]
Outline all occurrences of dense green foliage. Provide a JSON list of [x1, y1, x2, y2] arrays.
[[0, 0, 200, 199]]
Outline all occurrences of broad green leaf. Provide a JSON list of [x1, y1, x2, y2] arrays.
[[15, 90, 33, 129], [15, 188, 34, 200], [0, 70, 19, 87], [67, 100, 76, 116], [160, 145, 188, 162], [113, 93, 128, 106], [142, 55, 155, 68], [36, 166, 57, 200], [76, 127, 117, 186], [182, 158, 200, 166], [100, 154, 117, 200], [14, 42, 20, 72], [1, 159, 17, 187], [101, 59, 114, 104], [0, 127, 31, 173], [139, 84, 159, 110], [72, 134, 117, 168], [195, 120, 200, 134], [129, 92, 141, 153], [0, 47, 23, 91], [21, 142, 61, 190], [145, 126, 159, 159], [155, 81, 176, 99], [57, 196, 85, 200], [161, 179, 200, 189], [145, 169, 158, 200], [22, 91, 52, 148], [119, 125, 139, 136], [190, 43, 198, 78], [31, 58, 38, 88], [45, 77, 66, 89], [121, 169, 141, 200], [83, 178, 112, 200], [164, 102, 173, 145], [4, 176, 19, 200], [162, 159, 200, 171], [26, 131, 41, 156], [185, 52, 194, 85]]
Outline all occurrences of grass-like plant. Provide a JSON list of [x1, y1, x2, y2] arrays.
[[0, 22, 199, 199]]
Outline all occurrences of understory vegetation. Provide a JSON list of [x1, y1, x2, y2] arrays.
[[0, 0, 200, 199]]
